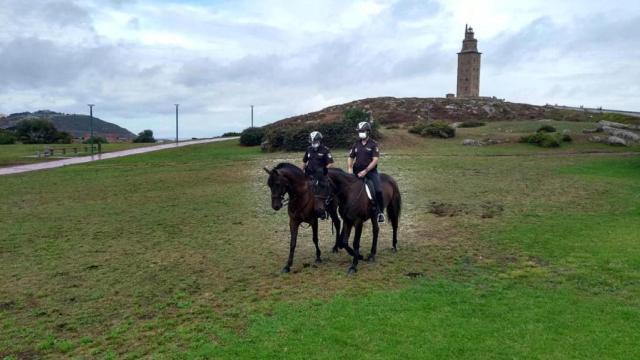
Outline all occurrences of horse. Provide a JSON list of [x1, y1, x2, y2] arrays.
[[264, 163, 345, 273], [327, 168, 401, 274]]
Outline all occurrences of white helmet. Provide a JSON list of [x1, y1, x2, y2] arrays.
[[309, 131, 322, 148]]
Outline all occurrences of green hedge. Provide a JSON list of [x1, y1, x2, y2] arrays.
[[536, 125, 557, 133], [409, 120, 455, 138], [240, 127, 265, 146], [0, 130, 17, 144], [261, 108, 379, 151], [458, 121, 486, 128], [519, 132, 563, 148]]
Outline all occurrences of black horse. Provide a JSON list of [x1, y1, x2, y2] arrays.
[[327, 168, 401, 274], [264, 163, 345, 273]]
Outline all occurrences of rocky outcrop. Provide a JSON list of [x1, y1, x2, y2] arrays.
[[583, 120, 640, 146]]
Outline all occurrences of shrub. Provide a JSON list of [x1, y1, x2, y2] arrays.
[[133, 129, 156, 143], [15, 119, 59, 144], [239, 127, 265, 146], [561, 133, 573, 142], [221, 132, 241, 137], [519, 132, 561, 148], [261, 108, 379, 151], [83, 136, 108, 144], [420, 120, 456, 138], [0, 130, 16, 144], [54, 131, 73, 144], [458, 121, 486, 128], [536, 125, 557, 133]]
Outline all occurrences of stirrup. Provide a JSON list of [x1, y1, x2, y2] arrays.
[[377, 212, 386, 223]]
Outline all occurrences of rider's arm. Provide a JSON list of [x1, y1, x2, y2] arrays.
[[364, 157, 379, 173], [326, 150, 334, 168], [347, 146, 355, 173], [302, 151, 309, 170]]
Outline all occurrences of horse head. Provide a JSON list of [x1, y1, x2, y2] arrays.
[[264, 166, 288, 211]]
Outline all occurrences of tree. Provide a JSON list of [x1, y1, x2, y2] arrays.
[[83, 136, 108, 144], [15, 119, 59, 144], [133, 129, 156, 143], [0, 129, 16, 145]]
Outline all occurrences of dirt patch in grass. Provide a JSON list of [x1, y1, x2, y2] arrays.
[[427, 201, 504, 218]]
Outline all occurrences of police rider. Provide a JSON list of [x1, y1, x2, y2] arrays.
[[347, 122, 385, 223]]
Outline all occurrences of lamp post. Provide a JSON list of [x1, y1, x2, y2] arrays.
[[175, 104, 179, 144], [88, 104, 94, 155], [251, 105, 254, 128]]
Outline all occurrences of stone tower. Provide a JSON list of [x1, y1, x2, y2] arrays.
[[457, 24, 481, 98]]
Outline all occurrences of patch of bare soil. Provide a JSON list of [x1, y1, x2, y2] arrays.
[[427, 201, 504, 218]]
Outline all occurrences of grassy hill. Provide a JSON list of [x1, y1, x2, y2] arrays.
[[1, 122, 639, 358], [0, 110, 135, 140], [267, 97, 640, 129]]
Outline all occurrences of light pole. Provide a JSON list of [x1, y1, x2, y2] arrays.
[[88, 104, 94, 155], [175, 104, 179, 144]]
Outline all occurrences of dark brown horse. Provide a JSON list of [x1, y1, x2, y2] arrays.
[[327, 168, 401, 274], [264, 163, 345, 273]]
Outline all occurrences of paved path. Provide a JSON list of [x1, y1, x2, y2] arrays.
[[0, 137, 239, 176]]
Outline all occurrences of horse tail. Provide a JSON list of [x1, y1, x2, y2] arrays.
[[383, 174, 401, 250]]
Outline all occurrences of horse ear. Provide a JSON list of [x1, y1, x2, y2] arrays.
[[263, 167, 272, 175]]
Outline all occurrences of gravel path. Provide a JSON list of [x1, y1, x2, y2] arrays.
[[0, 137, 239, 176]]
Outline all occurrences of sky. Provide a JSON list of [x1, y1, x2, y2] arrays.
[[1, 0, 639, 138]]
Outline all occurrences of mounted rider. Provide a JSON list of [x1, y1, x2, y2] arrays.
[[302, 131, 334, 218], [348, 121, 385, 223]]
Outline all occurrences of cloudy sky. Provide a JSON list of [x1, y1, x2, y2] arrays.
[[1, 0, 639, 138]]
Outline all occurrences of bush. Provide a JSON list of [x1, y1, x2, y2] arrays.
[[561, 133, 573, 142], [240, 127, 265, 146], [537, 125, 557, 133], [221, 132, 241, 137], [458, 121, 486, 128], [54, 131, 73, 144], [422, 121, 456, 138], [0, 130, 16, 144], [261, 108, 379, 151], [15, 119, 59, 144], [519, 132, 561, 148], [83, 136, 108, 144], [133, 129, 156, 143]]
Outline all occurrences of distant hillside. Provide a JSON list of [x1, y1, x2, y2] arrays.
[[0, 110, 136, 140], [266, 97, 636, 129]]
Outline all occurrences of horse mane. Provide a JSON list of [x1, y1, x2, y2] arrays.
[[328, 167, 359, 184], [273, 162, 305, 179]]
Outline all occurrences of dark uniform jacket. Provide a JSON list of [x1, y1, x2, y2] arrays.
[[349, 139, 380, 174], [303, 145, 334, 176]]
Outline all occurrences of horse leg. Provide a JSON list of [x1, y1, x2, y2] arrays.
[[328, 207, 342, 253], [311, 218, 322, 263], [368, 219, 379, 262], [387, 195, 400, 252], [348, 222, 363, 275], [282, 219, 299, 273]]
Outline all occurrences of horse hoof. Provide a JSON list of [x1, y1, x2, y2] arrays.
[[392, 247, 398, 253], [367, 255, 376, 263], [332, 246, 339, 253], [281, 266, 290, 274], [315, 258, 322, 263], [347, 267, 357, 275], [358, 254, 364, 260]]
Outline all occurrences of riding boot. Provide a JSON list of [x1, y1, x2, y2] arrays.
[[375, 191, 385, 223]]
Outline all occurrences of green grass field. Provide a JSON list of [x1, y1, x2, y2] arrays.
[[1, 120, 639, 358], [0, 143, 156, 167]]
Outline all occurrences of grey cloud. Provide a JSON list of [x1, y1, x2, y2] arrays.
[[390, 0, 441, 20]]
